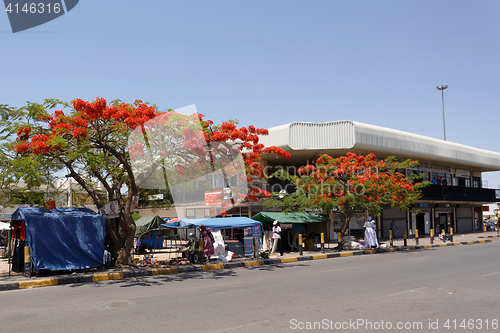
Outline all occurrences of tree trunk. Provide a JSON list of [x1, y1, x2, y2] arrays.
[[341, 211, 353, 236], [105, 218, 121, 266], [105, 207, 136, 266], [115, 212, 136, 265], [115, 192, 137, 266]]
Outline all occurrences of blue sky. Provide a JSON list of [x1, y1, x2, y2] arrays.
[[2, 0, 500, 187]]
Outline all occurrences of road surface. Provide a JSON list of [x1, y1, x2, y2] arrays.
[[1, 241, 499, 333]]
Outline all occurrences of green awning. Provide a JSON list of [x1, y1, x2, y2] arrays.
[[134, 215, 167, 238], [251, 212, 329, 225]]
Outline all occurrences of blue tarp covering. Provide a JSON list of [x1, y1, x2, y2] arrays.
[[11, 207, 106, 273], [162, 217, 262, 230]]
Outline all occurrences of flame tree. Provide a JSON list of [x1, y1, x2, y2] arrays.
[[11, 98, 289, 265], [266, 152, 428, 236], [0, 104, 63, 208]]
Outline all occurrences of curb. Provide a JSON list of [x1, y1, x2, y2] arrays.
[[0, 238, 492, 292]]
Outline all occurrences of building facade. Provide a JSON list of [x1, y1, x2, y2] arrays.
[[257, 120, 500, 239], [162, 120, 500, 239]]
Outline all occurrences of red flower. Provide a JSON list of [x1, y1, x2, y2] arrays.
[[15, 142, 30, 153], [16, 126, 31, 141], [175, 164, 187, 175], [72, 128, 87, 139], [42, 199, 56, 210]]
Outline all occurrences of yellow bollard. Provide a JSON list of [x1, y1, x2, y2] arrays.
[[415, 229, 419, 245], [450, 227, 453, 241], [24, 246, 30, 277], [403, 231, 407, 247], [320, 233, 325, 253], [298, 234, 303, 255], [389, 230, 393, 247], [198, 238, 204, 264], [430, 229, 434, 244]]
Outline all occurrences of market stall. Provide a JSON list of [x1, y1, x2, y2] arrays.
[[9, 207, 106, 275], [134, 215, 171, 250], [251, 212, 329, 250], [162, 217, 263, 258]]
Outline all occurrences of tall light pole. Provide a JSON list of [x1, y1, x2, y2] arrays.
[[437, 85, 448, 140]]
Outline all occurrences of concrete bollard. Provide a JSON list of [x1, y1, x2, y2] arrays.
[[415, 229, 419, 245], [403, 231, 407, 247], [320, 233, 325, 253], [299, 234, 303, 256], [430, 229, 434, 244]]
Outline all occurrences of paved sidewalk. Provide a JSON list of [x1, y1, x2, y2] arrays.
[[1, 231, 497, 292], [380, 230, 499, 248]]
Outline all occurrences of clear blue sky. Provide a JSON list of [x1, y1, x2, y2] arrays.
[[2, 1, 500, 187]]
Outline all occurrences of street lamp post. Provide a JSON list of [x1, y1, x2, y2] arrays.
[[437, 85, 448, 141]]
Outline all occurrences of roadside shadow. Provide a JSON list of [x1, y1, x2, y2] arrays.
[[80, 267, 241, 288], [246, 263, 311, 271]]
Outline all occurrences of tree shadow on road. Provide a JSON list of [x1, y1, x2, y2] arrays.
[[246, 263, 311, 271]]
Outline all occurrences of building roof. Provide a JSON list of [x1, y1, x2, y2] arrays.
[[259, 120, 500, 172], [251, 212, 329, 225]]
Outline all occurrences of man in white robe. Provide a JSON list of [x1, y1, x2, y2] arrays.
[[363, 216, 379, 248]]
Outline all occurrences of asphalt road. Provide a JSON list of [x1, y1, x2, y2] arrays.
[[1, 242, 499, 333]]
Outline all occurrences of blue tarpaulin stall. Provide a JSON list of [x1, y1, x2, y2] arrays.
[[162, 217, 262, 230], [11, 207, 106, 273], [162, 217, 263, 258], [135, 215, 170, 249]]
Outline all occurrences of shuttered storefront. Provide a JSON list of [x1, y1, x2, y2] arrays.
[[456, 207, 473, 233], [382, 209, 407, 238]]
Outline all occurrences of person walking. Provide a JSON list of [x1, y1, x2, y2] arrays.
[[389, 219, 399, 239], [363, 216, 379, 248], [199, 224, 214, 262], [291, 223, 306, 251], [270, 220, 283, 256]]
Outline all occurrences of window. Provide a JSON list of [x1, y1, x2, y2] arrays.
[[472, 177, 481, 188], [457, 177, 470, 187], [435, 173, 451, 186], [205, 208, 213, 218], [186, 209, 195, 219], [410, 170, 430, 183]]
